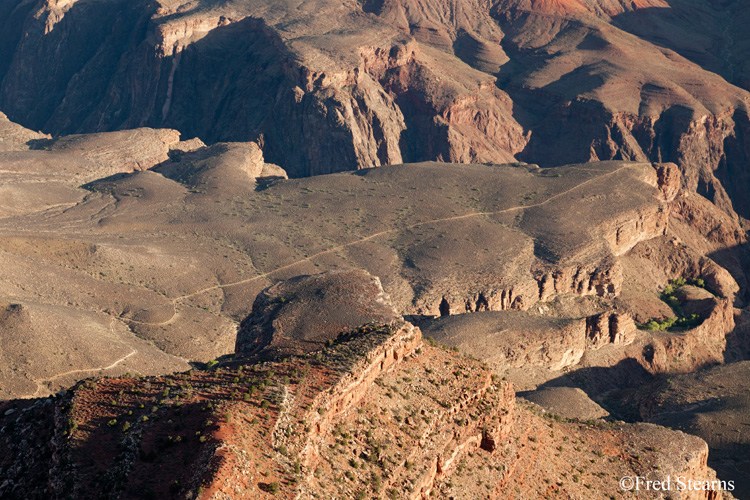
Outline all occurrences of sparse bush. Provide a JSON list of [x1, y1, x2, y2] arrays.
[[371, 473, 382, 492]]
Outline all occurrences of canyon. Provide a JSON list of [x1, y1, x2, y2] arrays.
[[0, 0, 749, 225], [1, 0, 750, 498], [0, 271, 733, 499]]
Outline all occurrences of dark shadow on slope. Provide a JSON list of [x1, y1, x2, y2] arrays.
[[0, 0, 38, 82], [612, 2, 744, 90], [717, 110, 750, 219], [528, 358, 655, 414], [0, 0, 160, 133], [708, 241, 750, 307]]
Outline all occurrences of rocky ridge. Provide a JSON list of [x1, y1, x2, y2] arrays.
[[3, 0, 750, 232], [0, 272, 733, 499]]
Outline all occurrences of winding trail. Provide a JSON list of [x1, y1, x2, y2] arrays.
[[31, 318, 138, 397], [126, 164, 633, 327]]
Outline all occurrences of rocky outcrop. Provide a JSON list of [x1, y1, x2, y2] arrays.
[[48, 128, 181, 174], [425, 308, 636, 375], [586, 311, 636, 349], [235, 269, 401, 360], [0, 111, 49, 151], [153, 140, 288, 195], [297, 322, 424, 466], [638, 296, 735, 375], [536, 259, 623, 302]]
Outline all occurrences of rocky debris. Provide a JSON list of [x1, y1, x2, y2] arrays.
[[235, 269, 401, 360]]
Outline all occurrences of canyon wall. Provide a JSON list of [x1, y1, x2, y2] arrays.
[[2, 0, 750, 230]]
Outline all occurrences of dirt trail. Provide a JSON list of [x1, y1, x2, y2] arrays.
[[31, 318, 137, 397], [171, 164, 632, 304], [117, 164, 633, 329]]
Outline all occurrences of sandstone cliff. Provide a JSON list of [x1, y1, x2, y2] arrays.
[[0, 272, 731, 499], [3, 0, 750, 233]]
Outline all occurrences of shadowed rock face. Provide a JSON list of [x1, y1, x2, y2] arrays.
[[235, 269, 401, 359], [0, 108, 741, 401], [3, 0, 750, 227], [0, 272, 731, 500], [631, 361, 750, 496]]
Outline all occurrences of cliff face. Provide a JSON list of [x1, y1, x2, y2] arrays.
[[0, 273, 731, 500], [0, 0, 527, 177], [3, 0, 750, 228]]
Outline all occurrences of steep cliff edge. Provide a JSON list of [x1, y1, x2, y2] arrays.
[[0, 154, 682, 399], [0, 272, 732, 499], [0, 0, 527, 177], [3, 0, 750, 229]]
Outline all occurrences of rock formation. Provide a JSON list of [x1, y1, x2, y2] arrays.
[[2, 0, 750, 234], [235, 269, 401, 359], [0, 273, 733, 499]]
